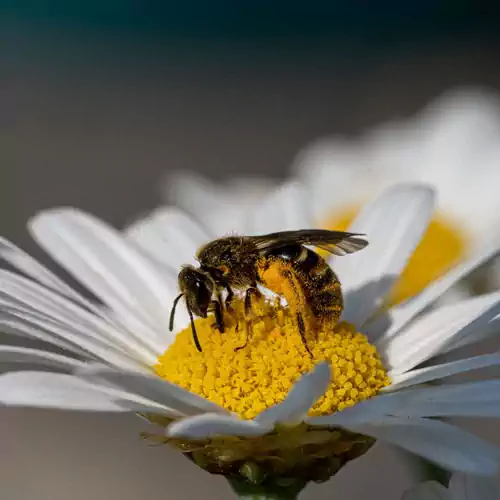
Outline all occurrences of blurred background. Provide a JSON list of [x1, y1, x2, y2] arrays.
[[3, 2, 500, 499]]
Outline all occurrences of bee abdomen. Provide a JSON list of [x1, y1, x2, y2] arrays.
[[293, 248, 343, 319], [263, 244, 343, 321], [309, 286, 343, 320]]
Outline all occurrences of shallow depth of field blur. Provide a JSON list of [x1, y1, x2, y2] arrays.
[[3, 4, 500, 500]]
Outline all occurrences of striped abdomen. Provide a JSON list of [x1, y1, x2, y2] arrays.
[[257, 244, 343, 322]]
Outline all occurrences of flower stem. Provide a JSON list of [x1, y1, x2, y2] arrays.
[[227, 478, 307, 500]]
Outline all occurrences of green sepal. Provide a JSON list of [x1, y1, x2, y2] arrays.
[[228, 476, 307, 500]]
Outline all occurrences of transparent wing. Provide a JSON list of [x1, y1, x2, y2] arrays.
[[252, 229, 368, 256]]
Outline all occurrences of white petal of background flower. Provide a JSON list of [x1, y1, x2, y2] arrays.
[[393, 90, 500, 240], [125, 206, 212, 271], [335, 184, 435, 326], [243, 181, 313, 235], [334, 89, 500, 242], [163, 170, 274, 236], [366, 233, 500, 340], [292, 138, 382, 222]]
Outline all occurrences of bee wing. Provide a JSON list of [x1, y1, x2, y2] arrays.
[[252, 229, 368, 256]]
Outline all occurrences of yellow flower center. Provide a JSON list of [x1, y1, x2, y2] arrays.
[[155, 297, 390, 420], [324, 205, 468, 305]]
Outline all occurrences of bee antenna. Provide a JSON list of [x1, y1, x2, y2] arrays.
[[187, 304, 203, 353], [169, 293, 184, 331]]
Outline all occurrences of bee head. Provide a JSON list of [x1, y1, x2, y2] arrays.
[[178, 265, 214, 318]]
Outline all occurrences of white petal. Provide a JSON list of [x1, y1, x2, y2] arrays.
[[124, 208, 208, 334], [292, 137, 374, 222], [125, 206, 211, 271], [386, 352, 500, 391], [379, 292, 500, 374], [166, 413, 269, 439], [0, 312, 146, 371], [401, 481, 451, 500], [310, 377, 500, 426], [80, 366, 228, 416], [351, 417, 500, 476], [0, 371, 177, 414], [0, 270, 160, 364], [29, 208, 177, 344], [387, 380, 500, 418], [244, 182, 313, 235], [366, 234, 500, 340], [0, 317, 90, 357], [442, 317, 500, 354], [163, 171, 229, 218], [0, 346, 86, 370], [335, 184, 435, 326], [307, 392, 402, 427], [0, 237, 107, 315], [449, 472, 500, 500], [0, 237, 80, 295], [254, 362, 331, 426], [163, 170, 272, 236]]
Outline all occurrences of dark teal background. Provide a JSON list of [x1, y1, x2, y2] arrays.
[[3, 2, 500, 42]]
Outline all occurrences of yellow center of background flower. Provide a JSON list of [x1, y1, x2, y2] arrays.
[[155, 298, 390, 420], [325, 206, 468, 305]]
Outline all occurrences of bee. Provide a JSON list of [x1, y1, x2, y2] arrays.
[[169, 230, 368, 354]]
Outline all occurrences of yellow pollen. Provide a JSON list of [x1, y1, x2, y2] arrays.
[[155, 298, 390, 420], [324, 205, 468, 305]]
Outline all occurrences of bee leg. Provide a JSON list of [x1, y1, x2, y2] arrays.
[[280, 268, 313, 357], [296, 312, 312, 357], [244, 285, 262, 316], [235, 286, 260, 351], [224, 284, 235, 312], [211, 299, 225, 333]]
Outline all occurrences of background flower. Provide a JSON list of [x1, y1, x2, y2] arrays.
[[164, 89, 500, 303]]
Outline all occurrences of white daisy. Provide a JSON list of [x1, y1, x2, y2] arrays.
[[2, 183, 500, 498], [164, 88, 500, 304], [162, 170, 274, 237], [402, 472, 500, 500]]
